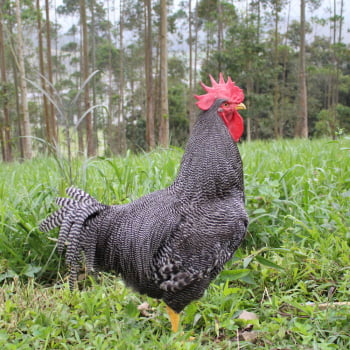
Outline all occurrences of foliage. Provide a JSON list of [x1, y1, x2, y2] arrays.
[[95, 41, 120, 74], [1, 137, 349, 347], [200, 3, 350, 140], [315, 104, 350, 137], [168, 57, 190, 147], [1, 0, 350, 160]]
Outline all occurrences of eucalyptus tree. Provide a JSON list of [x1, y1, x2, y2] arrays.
[[57, 0, 104, 156], [117, 0, 127, 154], [0, 7, 12, 161], [35, 0, 52, 147], [188, 0, 195, 132], [296, 0, 308, 138], [175, 0, 200, 132], [80, 0, 95, 156], [158, 0, 169, 148], [264, 0, 288, 138], [14, 0, 32, 159], [144, 0, 155, 150], [60, 25, 85, 153], [307, 34, 350, 137], [44, 0, 57, 144], [0, 0, 26, 158], [328, 0, 345, 139], [196, 0, 237, 68], [200, 0, 277, 140]]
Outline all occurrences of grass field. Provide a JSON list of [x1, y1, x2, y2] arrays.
[[1, 137, 350, 349]]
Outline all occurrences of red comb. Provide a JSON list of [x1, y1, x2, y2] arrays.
[[195, 73, 244, 111]]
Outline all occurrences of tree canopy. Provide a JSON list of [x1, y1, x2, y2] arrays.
[[0, 0, 349, 160]]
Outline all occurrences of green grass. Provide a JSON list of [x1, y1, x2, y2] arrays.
[[0, 137, 350, 349]]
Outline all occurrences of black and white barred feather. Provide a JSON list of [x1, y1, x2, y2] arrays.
[[40, 187, 107, 289], [40, 98, 248, 312]]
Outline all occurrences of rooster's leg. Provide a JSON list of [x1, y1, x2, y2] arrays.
[[166, 305, 180, 332]]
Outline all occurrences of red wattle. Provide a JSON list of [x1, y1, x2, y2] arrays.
[[218, 111, 244, 142]]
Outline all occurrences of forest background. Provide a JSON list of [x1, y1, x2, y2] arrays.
[[0, 0, 349, 161]]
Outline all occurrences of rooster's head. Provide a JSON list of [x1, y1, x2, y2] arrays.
[[195, 73, 246, 142]]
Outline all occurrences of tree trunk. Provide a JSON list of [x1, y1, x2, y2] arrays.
[[118, 0, 127, 154], [297, 0, 308, 138], [272, 1, 280, 139], [106, 0, 113, 154], [330, 0, 343, 139], [193, 0, 199, 121], [80, 0, 94, 156], [245, 4, 253, 142], [246, 61, 253, 142], [36, 0, 51, 146], [11, 56, 24, 158], [0, 10, 12, 161], [15, 0, 32, 159], [188, 0, 196, 134], [280, 0, 291, 137], [90, 0, 99, 153], [256, 0, 261, 43], [154, 38, 160, 141], [45, 0, 57, 145], [144, 0, 155, 150], [158, 0, 169, 148], [217, 0, 223, 72], [130, 78, 136, 150], [0, 121, 5, 161]]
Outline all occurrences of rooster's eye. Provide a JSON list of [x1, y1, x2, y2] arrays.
[[223, 103, 229, 107]]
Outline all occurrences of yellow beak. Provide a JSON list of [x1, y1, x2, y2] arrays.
[[235, 103, 246, 110]]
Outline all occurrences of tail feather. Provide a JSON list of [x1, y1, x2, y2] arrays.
[[65, 204, 102, 265], [39, 197, 79, 232], [56, 197, 79, 207], [39, 207, 67, 232], [39, 187, 108, 289], [66, 186, 100, 205], [57, 210, 76, 253]]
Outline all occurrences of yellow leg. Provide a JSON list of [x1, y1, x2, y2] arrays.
[[166, 305, 180, 332]]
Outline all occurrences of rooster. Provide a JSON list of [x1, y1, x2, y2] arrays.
[[40, 73, 248, 332]]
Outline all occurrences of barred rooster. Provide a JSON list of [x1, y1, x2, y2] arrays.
[[40, 73, 248, 332]]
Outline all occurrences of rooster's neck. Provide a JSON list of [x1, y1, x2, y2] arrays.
[[171, 99, 244, 200]]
